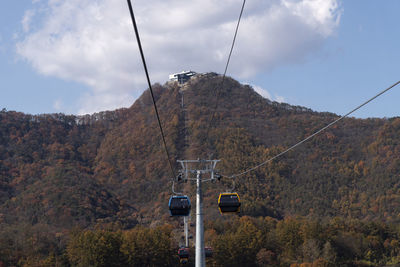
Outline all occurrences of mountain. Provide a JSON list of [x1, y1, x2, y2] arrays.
[[1, 73, 400, 263]]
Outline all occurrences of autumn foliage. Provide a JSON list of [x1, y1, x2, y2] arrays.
[[1, 74, 400, 265]]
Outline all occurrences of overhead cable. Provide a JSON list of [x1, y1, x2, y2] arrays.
[[223, 80, 400, 179], [205, 0, 246, 140], [127, 0, 177, 178]]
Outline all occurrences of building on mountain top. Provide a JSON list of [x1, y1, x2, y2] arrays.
[[169, 70, 197, 84]]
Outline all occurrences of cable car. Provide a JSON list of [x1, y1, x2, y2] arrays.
[[178, 247, 190, 264], [218, 192, 241, 214], [169, 195, 191, 216], [205, 247, 213, 258]]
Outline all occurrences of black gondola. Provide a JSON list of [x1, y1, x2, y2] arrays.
[[169, 195, 191, 216], [218, 192, 241, 214]]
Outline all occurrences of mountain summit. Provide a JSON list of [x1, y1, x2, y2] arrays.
[[1, 73, 399, 234]]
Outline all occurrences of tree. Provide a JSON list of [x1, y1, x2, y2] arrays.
[[120, 225, 175, 266], [67, 230, 125, 267], [277, 218, 303, 260], [256, 248, 278, 266], [213, 217, 263, 267]]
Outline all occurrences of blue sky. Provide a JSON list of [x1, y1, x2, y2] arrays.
[[255, 0, 400, 118], [0, 0, 399, 118]]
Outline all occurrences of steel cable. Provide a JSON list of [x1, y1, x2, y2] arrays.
[[205, 0, 246, 141], [127, 0, 177, 178], [222, 80, 400, 179]]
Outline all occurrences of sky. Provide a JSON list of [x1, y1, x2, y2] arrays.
[[0, 0, 399, 118]]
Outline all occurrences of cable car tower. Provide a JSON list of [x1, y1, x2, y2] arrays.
[[173, 159, 220, 267]]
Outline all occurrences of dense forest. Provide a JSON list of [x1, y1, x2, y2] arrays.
[[1, 73, 400, 266]]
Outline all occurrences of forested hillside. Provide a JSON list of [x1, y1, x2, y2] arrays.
[[1, 73, 400, 266]]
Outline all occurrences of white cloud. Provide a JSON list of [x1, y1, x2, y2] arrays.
[[16, 0, 341, 114], [252, 84, 272, 99], [282, 0, 341, 37], [275, 95, 285, 103], [77, 91, 134, 115], [53, 99, 63, 110], [251, 84, 285, 103], [22, 10, 36, 33]]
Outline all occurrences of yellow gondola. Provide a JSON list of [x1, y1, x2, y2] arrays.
[[218, 192, 241, 214]]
